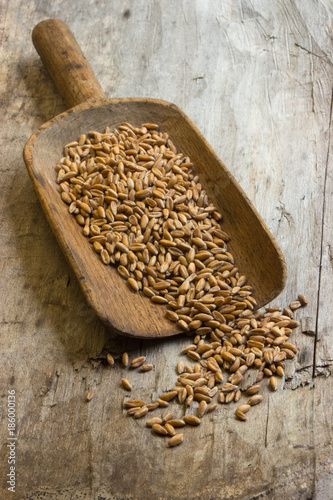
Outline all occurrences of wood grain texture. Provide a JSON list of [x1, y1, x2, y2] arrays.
[[1, 1, 332, 499]]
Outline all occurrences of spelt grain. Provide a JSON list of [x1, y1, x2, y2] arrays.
[[106, 353, 115, 366], [86, 389, 95, 401], [146, 417, 163, 427], [139, 364, 153, 372], [248, 394, 263, 406], [58, 123, 308, 446], [152, 423, 169, 436], [134, 406, 148, 418], [130, 356, 146, 368], [122, 352, 129, 368], [168, 433, 184, 447], [165, 423, 176, 436], [269, 376, 278, 391], [183, 415, 201, 426], [121, 378, 132, 391]]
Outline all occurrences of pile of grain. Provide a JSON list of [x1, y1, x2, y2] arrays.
[[56, 122, 308, 447]]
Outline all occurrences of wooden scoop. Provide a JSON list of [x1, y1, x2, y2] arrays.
[[24, 19, 287, 338]]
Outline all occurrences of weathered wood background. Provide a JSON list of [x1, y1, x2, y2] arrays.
[[1, 1, 332, 498]]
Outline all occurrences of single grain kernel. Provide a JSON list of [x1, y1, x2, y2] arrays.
[[198, 400, 208, 417], [152, 424, 169, 436], [245, 385, 261, 396], [183, 415, 201, 426], [168, 433, 184, 447], [165, 423, 176, 436], [124, 399, 145, 408], [248, 394, 263, 406], [162, 412, 174, 424], [122, 352, 129, 368], [133, 406, 148, 418], [167, 419, 186, 427], [130, 356, 146, 368], [146, 417, 163, 427], [235, 408, 247, 421], [298, 294, 309, 306], [86, 389, 95, 402], [106, 353, 115, 366], [289, 301, 301, 310], [139, 364, 153, 372], [269, 376, 278, 391], [121, 378, 132, 391]]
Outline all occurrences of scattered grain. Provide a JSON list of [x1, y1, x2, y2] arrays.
[[248, 394, 263, 406], [134, 406, 148, 418], [235, 408, 247, 421], [289, 301, 302, 310], [86, 389, 95, 402], [106, 353, 115, 366], [168, 433, 184, 447], [245, 385, 261, 396], [298, 294, 309, 306], [58, 122, 308, 446], [146, 417, 163, 427], [183, 415, 201, 426], [198, 401, 208, 417], [165, 423, 176, 436], [121, 378, 132, 391], [152, 424, 169, 436], [122, 352, 129, 368], [130, 356, 146, 368], [139, 364, 153, 372], [269, 376, 279, 391]]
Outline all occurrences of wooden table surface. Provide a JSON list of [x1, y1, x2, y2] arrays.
[[1, 1, 332, 499]]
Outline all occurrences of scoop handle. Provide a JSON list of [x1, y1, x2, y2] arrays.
[[32, 19, 105, 109]]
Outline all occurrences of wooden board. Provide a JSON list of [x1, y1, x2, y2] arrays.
[[0, 1, 332, 498]]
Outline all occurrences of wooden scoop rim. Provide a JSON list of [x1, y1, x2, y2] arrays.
[[24, 96, 287, 337]]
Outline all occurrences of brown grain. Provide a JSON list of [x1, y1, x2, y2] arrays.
[[198, 400, 208, 417], [122, 352, 129, 368], [298, 294, 309, 306], [167, 419, 186, 428], [160, 391, 178, 402], [134, 406, 148, 418], [162, 412, 174, 424], [248, 394, 263, 406], [106, 353, 115, 366], [165, 423, 176, 436], [139, 364, 153, 372], [245, 385, 261, 396], [57, 123, 308, 445], [152, 424, 169, 436], [147, 402, 159, 411], [289, 301, 302, 310], [156, 398, 169, 407], [168, 433, 184, 447], [124, 399, 145, 408], [146, 417, 163, 427], [121, 378, 132, 391], [130, 356, 146, 368], [183, 415, 201, 426], [235, 408, 247, 421], [269, 376, 278, 391], [86, 388, 95, 402], [237, 404, 251, 414]]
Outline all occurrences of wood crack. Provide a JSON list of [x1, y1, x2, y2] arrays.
[[313, 84, 333, 378], [295, 42, 333, 66], [264, 394, 270, 448]]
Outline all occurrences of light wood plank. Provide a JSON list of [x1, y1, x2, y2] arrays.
[[0, 0, 332, 498]]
